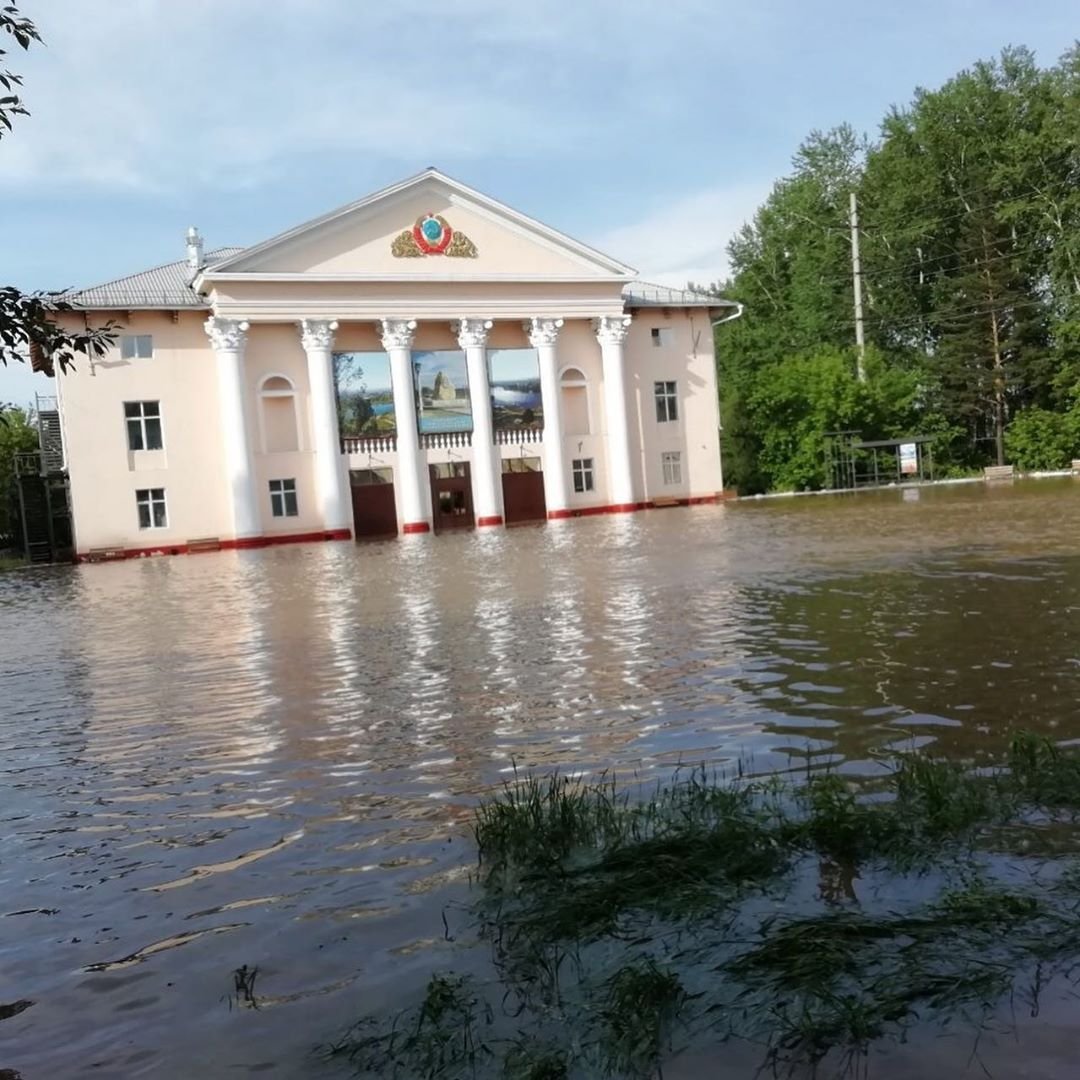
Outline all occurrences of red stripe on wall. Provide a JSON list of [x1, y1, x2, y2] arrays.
[[74, 497, 724, 563], [76, 528, 353, 563]]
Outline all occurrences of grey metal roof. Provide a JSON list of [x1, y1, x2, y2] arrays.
[[622, 281, 738, 310], [66, 247, 244, 309]]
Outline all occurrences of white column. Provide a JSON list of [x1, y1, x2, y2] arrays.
[[381, 318, 431, 533], [457, 318, 502, 526], [299, 319, 351, 535], [528, 317, 568, 519], [205, 316, 261, 540], [596, 314, 636, 510]]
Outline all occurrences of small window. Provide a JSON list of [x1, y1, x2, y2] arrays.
[[124, 400, 163, 451], [269, 478, 298, 518], [135, 488, 167, 529], [350, 468, 393, 486], [654, 380, 679, 423], [502, 457, 541, 474], [651, 327, 674, 348], [432, 462, 468, 479], [572, 457, 594, 493], [662, 451, 682, 485], [120, 335, 153, 360]]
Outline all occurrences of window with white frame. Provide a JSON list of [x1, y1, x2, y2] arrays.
[[651, 327, 675, 347], [135, 488, 167, 529], [571, 458, 594, 493], [269, 478, 299, 518], [124, 400, 163, 451], [654, 380, 679, 423], [662, 451, 682, 485], [120, 335, 153, 360]]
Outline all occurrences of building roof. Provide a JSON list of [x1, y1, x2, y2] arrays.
[[623, 281, 739, 311], [65, 247, 244, 309], [66, 255, 738, 314]]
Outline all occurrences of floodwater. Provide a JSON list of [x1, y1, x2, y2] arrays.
[[3, 479, 1080, 1078]]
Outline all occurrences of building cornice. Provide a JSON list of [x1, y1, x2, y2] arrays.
[[202, 271, 636, 284]]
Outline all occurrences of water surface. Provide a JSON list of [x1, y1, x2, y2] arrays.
[[3, 479, 1080, 1077]]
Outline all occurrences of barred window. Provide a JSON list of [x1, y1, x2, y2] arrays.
[[662, 451, 682, 485]]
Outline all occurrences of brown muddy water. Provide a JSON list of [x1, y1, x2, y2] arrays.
[[3, 479, 1080, 1079]]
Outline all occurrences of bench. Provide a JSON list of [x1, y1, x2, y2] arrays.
[[1071, 460, 1080, 474], [85, 547, 126, 562], [187, 536, 222, 553], [984, 465, 1017, 482]]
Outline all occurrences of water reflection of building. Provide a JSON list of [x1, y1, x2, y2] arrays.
[[56, 169, 738, 560]]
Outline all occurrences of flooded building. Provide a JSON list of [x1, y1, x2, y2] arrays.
[[56, 169, 739, 558]]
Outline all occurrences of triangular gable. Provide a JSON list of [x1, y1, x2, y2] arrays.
[[203, 169, 636, 281]]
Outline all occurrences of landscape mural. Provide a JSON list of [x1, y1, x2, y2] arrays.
[[413, 349, 473, 434], [333, 351, 395, 437], [489, 347, 542, 431]]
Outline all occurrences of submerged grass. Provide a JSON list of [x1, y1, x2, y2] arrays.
[[335, 735, 1080, 1079]]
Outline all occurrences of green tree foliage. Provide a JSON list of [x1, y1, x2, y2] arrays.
[[1004, 407, 1080, 471], [0, 406, 37, 540], [714, 47, 1080, 492]]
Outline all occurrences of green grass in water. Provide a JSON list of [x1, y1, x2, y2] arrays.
[[332, 734, 1080, 1079]]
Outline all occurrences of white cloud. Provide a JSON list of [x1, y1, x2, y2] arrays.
[[591, 181, 770, 290], [1, 0, 760, 193]]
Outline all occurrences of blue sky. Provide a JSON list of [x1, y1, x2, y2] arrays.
[[2, 0, 1077, 406]]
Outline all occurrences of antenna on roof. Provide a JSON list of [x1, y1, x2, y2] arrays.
[[185, 226, 204, 275]]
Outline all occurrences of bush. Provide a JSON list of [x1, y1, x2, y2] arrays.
[[1004, 407, 1080, 470]]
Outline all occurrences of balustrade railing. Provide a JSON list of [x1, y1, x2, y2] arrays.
[[343, 429, 548, 453], [341, 434, 397, 455], [420, 431, 472, 450], [494, 427, 544, 445]]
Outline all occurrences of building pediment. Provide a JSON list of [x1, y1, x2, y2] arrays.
[[202, 169, 636, 284]]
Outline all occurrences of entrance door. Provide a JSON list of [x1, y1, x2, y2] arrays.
[[350, 467, 397, 539], [429, 462, 475, 533], [501, 456, 546, 525]]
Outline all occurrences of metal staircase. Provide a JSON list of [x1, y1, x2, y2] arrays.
[[13, 395, 73, 564]]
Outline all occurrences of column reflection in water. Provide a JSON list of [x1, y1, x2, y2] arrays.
[[80, 553, 280, 785]]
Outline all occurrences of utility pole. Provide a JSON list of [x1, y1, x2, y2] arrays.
[[849, 191, 866, 382]]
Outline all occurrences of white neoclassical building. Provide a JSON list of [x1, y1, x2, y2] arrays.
[[55, 169, 740, 559]]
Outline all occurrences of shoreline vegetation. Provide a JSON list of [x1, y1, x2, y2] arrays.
[[329, 734, 1080, 1079]]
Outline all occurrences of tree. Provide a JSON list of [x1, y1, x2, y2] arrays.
[[0, 5, 113, 407], [713, 45, 1080, 489], [0, 404, 37, 540]]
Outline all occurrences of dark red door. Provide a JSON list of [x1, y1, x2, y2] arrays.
[[429, 462, 475, 533], [350, 469, 397, 539], [501, 458, 546, 525]]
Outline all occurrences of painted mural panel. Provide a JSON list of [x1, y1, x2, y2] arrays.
[[414, 349, 472, 433], [489, 348, 542, 431], [334, 351, 395, 436]]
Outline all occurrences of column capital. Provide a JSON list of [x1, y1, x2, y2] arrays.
[[526, 317, 564, 348], [594, 314, 632, 346], [299, 319, 339, 352], [204, 316, 249, 352], [380, 318, 417, 350], [455, 318, 493, 350]]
